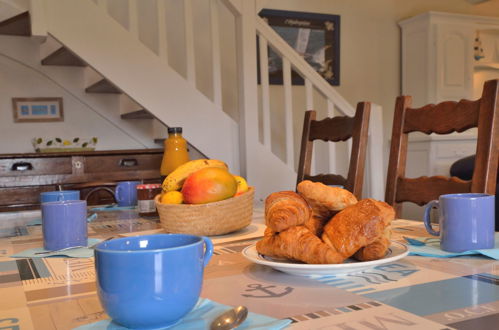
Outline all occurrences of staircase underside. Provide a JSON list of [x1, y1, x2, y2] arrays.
[[85, 79, 121, 94], [0, 12, 30, 36], [121, 109, 154, 119], [41, 46, 87, 66]]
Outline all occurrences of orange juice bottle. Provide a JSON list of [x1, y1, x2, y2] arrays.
[[160, 127, 190, 179]]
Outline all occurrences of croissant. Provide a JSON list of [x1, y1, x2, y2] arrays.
[[297, 180, 357, 220], [265, 191, 311, 232], [256, 226, 345, 264], [322, 199, 395, 260], [353, 226, 392, 261], [303, 212, 336, 237]]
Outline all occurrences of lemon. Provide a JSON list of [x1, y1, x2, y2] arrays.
[[233, 175, 249, 195], [160, 191, 184, 204]]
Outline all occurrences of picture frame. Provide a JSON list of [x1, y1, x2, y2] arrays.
[[258, 9, 340, 86], [12, 97, 64, 123]]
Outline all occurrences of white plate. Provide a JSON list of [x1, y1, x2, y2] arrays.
[[242, 241, 409, 276]]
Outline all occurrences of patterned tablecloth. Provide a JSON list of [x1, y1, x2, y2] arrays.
[[0, 206, 497, 330]]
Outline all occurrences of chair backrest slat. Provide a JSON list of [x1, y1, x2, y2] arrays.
[[304, 174, 347, 187], [309, 116, 354, 142], [404, 100, 480, 134], [396, 177, 471, 205]]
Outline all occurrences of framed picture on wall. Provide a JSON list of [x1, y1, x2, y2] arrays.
[[259, 9, 340, 86], [12, 97, 64, 122]]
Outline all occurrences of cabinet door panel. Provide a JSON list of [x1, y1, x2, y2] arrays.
[[435, 24, 474, 102], [436, 141, 476, 159]]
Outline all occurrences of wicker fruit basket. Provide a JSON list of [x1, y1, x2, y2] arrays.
[[154, 187, 254, 236]]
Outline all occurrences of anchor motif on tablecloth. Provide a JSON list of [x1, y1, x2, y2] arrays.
[[241, 283, 294, 298]]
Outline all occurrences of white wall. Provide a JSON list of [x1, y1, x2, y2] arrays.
[[0, 36, 159, 153]]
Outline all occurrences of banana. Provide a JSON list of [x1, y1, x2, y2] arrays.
[[162, 159, 228, 192]]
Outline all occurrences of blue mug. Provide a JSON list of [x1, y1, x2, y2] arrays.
[[94, 234, 213, 329], [424, 193, 495, 252], [42, 200, 88, 250], [40, 190, 80, 203], [115, 181, 140, 207]]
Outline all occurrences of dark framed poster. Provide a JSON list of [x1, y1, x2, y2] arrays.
[[259, 9, 340, 86]]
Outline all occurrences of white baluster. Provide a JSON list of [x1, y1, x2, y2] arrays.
[[128, 0, 139, 38], [184, 0, 196, 84], [210, 0, 222, 107], [346, 134, 352, 164], [259, 35, 270, 149], [368, 103, 385, 200], [305, 78, 313, 110], [327, 99, 337, 175], [157, 0, 168, 63], [283, 58, 294, 167], [305, 79, 315, 174], [29, 0, 47, 39]]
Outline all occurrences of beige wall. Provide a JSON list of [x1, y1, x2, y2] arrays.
[[260, 0, 499, 150]]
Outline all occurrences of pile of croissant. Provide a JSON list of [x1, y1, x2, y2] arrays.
[[256, 180, 395, 264]]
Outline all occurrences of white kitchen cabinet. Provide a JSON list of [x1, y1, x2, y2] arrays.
[[398, 12, 499, 220]]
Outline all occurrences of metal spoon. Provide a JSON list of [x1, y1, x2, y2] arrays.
[[210, 305, 248, 330]]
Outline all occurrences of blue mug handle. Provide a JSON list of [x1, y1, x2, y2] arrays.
[[202, 236, 213, 267], [423, 200, 440, 236], [115, 185, 123, 203]]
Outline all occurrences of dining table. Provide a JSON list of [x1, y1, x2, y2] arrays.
[[0, 203, 498, 330]]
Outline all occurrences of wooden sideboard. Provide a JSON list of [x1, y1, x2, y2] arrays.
[[0, 149, 163, 211]]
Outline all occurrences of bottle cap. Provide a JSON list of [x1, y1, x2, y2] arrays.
[[168, 127, 182, 134]]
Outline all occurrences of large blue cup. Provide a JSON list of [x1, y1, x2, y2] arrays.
[[115, 181, 140, 207], [94, 234, 213, 329], [40, 190, 80, 203], [42, 200, 88, 250], [424, 193, 495, 252]]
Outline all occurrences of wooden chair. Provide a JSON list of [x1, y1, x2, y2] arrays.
[[296, 102, 371, 199], [385, 79, 499, 217]]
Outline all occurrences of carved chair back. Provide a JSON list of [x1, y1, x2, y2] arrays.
[[385, 79, 499, 217], [297, 102, 371, 199]]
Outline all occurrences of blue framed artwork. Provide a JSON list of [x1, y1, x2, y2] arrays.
[[12, 97, 64, 122], [259, 9, 340, 86]]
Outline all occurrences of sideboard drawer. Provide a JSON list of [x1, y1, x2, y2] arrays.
[[0, 186, 55, 208], [84, 153, 162, 173], [0, 157, 73, 177]]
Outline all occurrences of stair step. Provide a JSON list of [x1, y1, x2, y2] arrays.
[[0, 12, 30, 36], [121, 109, 154, 119], [85, 79, 121, 94], [41, 47, 86, 66]]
